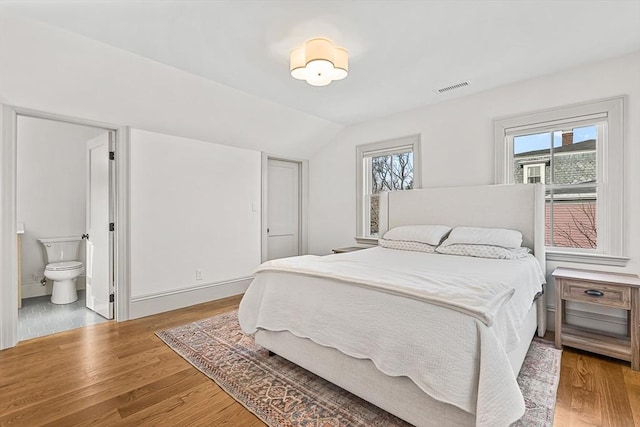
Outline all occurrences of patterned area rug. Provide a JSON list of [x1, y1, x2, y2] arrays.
[[157, 310, 561, 427]]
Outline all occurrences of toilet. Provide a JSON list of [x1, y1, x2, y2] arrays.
[[38, 237, 84, 304]]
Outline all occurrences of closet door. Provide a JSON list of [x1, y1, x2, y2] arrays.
[[266, 159, 300, 261]]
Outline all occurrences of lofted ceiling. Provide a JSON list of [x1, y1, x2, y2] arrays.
[[3, 0, 640, 126]]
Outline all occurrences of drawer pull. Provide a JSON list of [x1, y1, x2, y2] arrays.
[[584, 289, 604, 297]]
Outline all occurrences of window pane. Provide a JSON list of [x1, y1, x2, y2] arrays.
[[549, 186, 597, 249], [513, 132, 551, 184], [371, 155, 391, 193], [544, 190, 552, 246], [371, 152, 413, 194], [573, 125, 598, 143], [366, 150, 413, 236], [552, 128, 597, 185], [369, 194, 379, 236], [553, 130, 563, 149], [392, 152, 414, 190], [514, 132, 551, 154]]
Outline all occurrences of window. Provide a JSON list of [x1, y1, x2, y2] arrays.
[[356, 135, 421, 239], [523, 163, 545, 184], [495, 97, 625, 264], [514, 126, 599, 249]]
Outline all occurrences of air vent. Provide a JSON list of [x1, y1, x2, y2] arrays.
[[434, 81, 470, 94]]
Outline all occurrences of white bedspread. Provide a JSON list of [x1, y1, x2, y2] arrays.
[[239, 247, 545, 427]]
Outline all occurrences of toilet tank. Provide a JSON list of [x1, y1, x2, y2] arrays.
[[38, 237, 82, 263]]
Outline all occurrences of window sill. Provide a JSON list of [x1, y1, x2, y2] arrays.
[[546, 251, 629, 267], [354, 236, 379, 246]]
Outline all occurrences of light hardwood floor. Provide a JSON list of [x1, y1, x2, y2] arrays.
[[1, 296, 638, 426]]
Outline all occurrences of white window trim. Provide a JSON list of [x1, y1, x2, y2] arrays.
[[355, 135, 421, 241], [494, 97, 625, 265]]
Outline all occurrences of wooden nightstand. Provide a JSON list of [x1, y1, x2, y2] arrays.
[[552, 267, 640, 370], [331, 246, 368, 254]]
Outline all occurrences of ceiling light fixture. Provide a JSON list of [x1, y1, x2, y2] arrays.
[[290, 37, 348, 86]]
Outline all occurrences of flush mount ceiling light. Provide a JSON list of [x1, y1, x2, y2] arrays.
[[290, 37, 348, 86]]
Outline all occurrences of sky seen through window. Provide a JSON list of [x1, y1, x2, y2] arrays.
[[514, 125, 596, 154]]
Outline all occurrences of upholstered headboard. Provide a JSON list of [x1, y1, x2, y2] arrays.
[[379, 184, 545, 267], [378, 183, 547, 336]]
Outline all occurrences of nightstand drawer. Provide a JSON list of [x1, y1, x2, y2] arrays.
[[561, 280, 631, 309]]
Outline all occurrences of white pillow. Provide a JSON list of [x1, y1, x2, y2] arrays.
[[382, 225, 452, 246], [439, 226, 523, 249], [436, 244, 530, 260], [379, 239, 436, 253]]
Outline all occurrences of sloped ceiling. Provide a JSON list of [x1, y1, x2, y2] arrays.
[[1, 1, 640, 156]]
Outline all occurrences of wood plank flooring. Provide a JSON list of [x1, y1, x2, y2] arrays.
[[550, 331, 640, 427], [1, 296, 638, 426]]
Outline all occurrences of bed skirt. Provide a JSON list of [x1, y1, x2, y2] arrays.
[[255, 302, 538, 427]]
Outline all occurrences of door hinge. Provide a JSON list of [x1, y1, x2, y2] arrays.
[[109, 293, 114, 303], [109, 222, 115, 231], [109, 151, 115, 160]]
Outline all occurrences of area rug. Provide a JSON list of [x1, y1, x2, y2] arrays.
[[157, 310, 561, 426]]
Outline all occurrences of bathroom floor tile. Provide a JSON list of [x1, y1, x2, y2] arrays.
[[18, 290, 109, 341]]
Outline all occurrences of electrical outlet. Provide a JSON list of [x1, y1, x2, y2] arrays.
[[32, 272, 39, 281], [195, 269, 203, 280]]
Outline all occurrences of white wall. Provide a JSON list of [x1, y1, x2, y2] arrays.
[[17, 116, 105, 298], [309, 51, 640, 331], [0, 12, 342, 159], [0, 11, 330, 319], [129, 129, 261, 318]]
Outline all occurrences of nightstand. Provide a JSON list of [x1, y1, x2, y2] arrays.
[[552, 267, 640, 370], [331, 246, 368, 254]]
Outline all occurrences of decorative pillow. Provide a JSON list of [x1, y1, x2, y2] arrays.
[[379, 238, 436, 253], [436, 244, 530, 260], [382, 225, 452, 246], [439, 226, 522, 249]]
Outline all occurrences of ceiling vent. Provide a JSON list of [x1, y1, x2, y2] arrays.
[[434, 81, 470, 94]]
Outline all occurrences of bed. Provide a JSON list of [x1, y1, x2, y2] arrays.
[[239, 184, 547, 427]]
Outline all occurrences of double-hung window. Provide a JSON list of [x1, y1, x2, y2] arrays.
[[495, 97, 625, 264], [356, 135, 421, 240]]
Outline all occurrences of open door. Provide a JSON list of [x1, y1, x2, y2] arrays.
[[85, 131, 114, 319]]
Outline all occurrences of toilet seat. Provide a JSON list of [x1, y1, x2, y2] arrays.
[[46, 261, 83, 271]]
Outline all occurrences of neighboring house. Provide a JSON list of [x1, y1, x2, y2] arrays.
[[513, 133, 597, 249]]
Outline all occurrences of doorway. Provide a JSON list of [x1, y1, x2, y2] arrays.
[[262, 156, 307, 261], [0, 105, 131, 349], [15, 116, 114, 340]]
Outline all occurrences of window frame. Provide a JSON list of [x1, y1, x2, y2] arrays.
[[494, 97, 626, 265], [356, 135, 421, 242]]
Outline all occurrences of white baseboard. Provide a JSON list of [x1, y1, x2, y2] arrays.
[[129, 277, 251, 320], [545, 305, 627, 336], [21, 277, 86, 299]]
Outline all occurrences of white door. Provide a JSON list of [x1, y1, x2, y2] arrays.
[[85, 132, 113, 319], [267, 159, 300, 260]]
